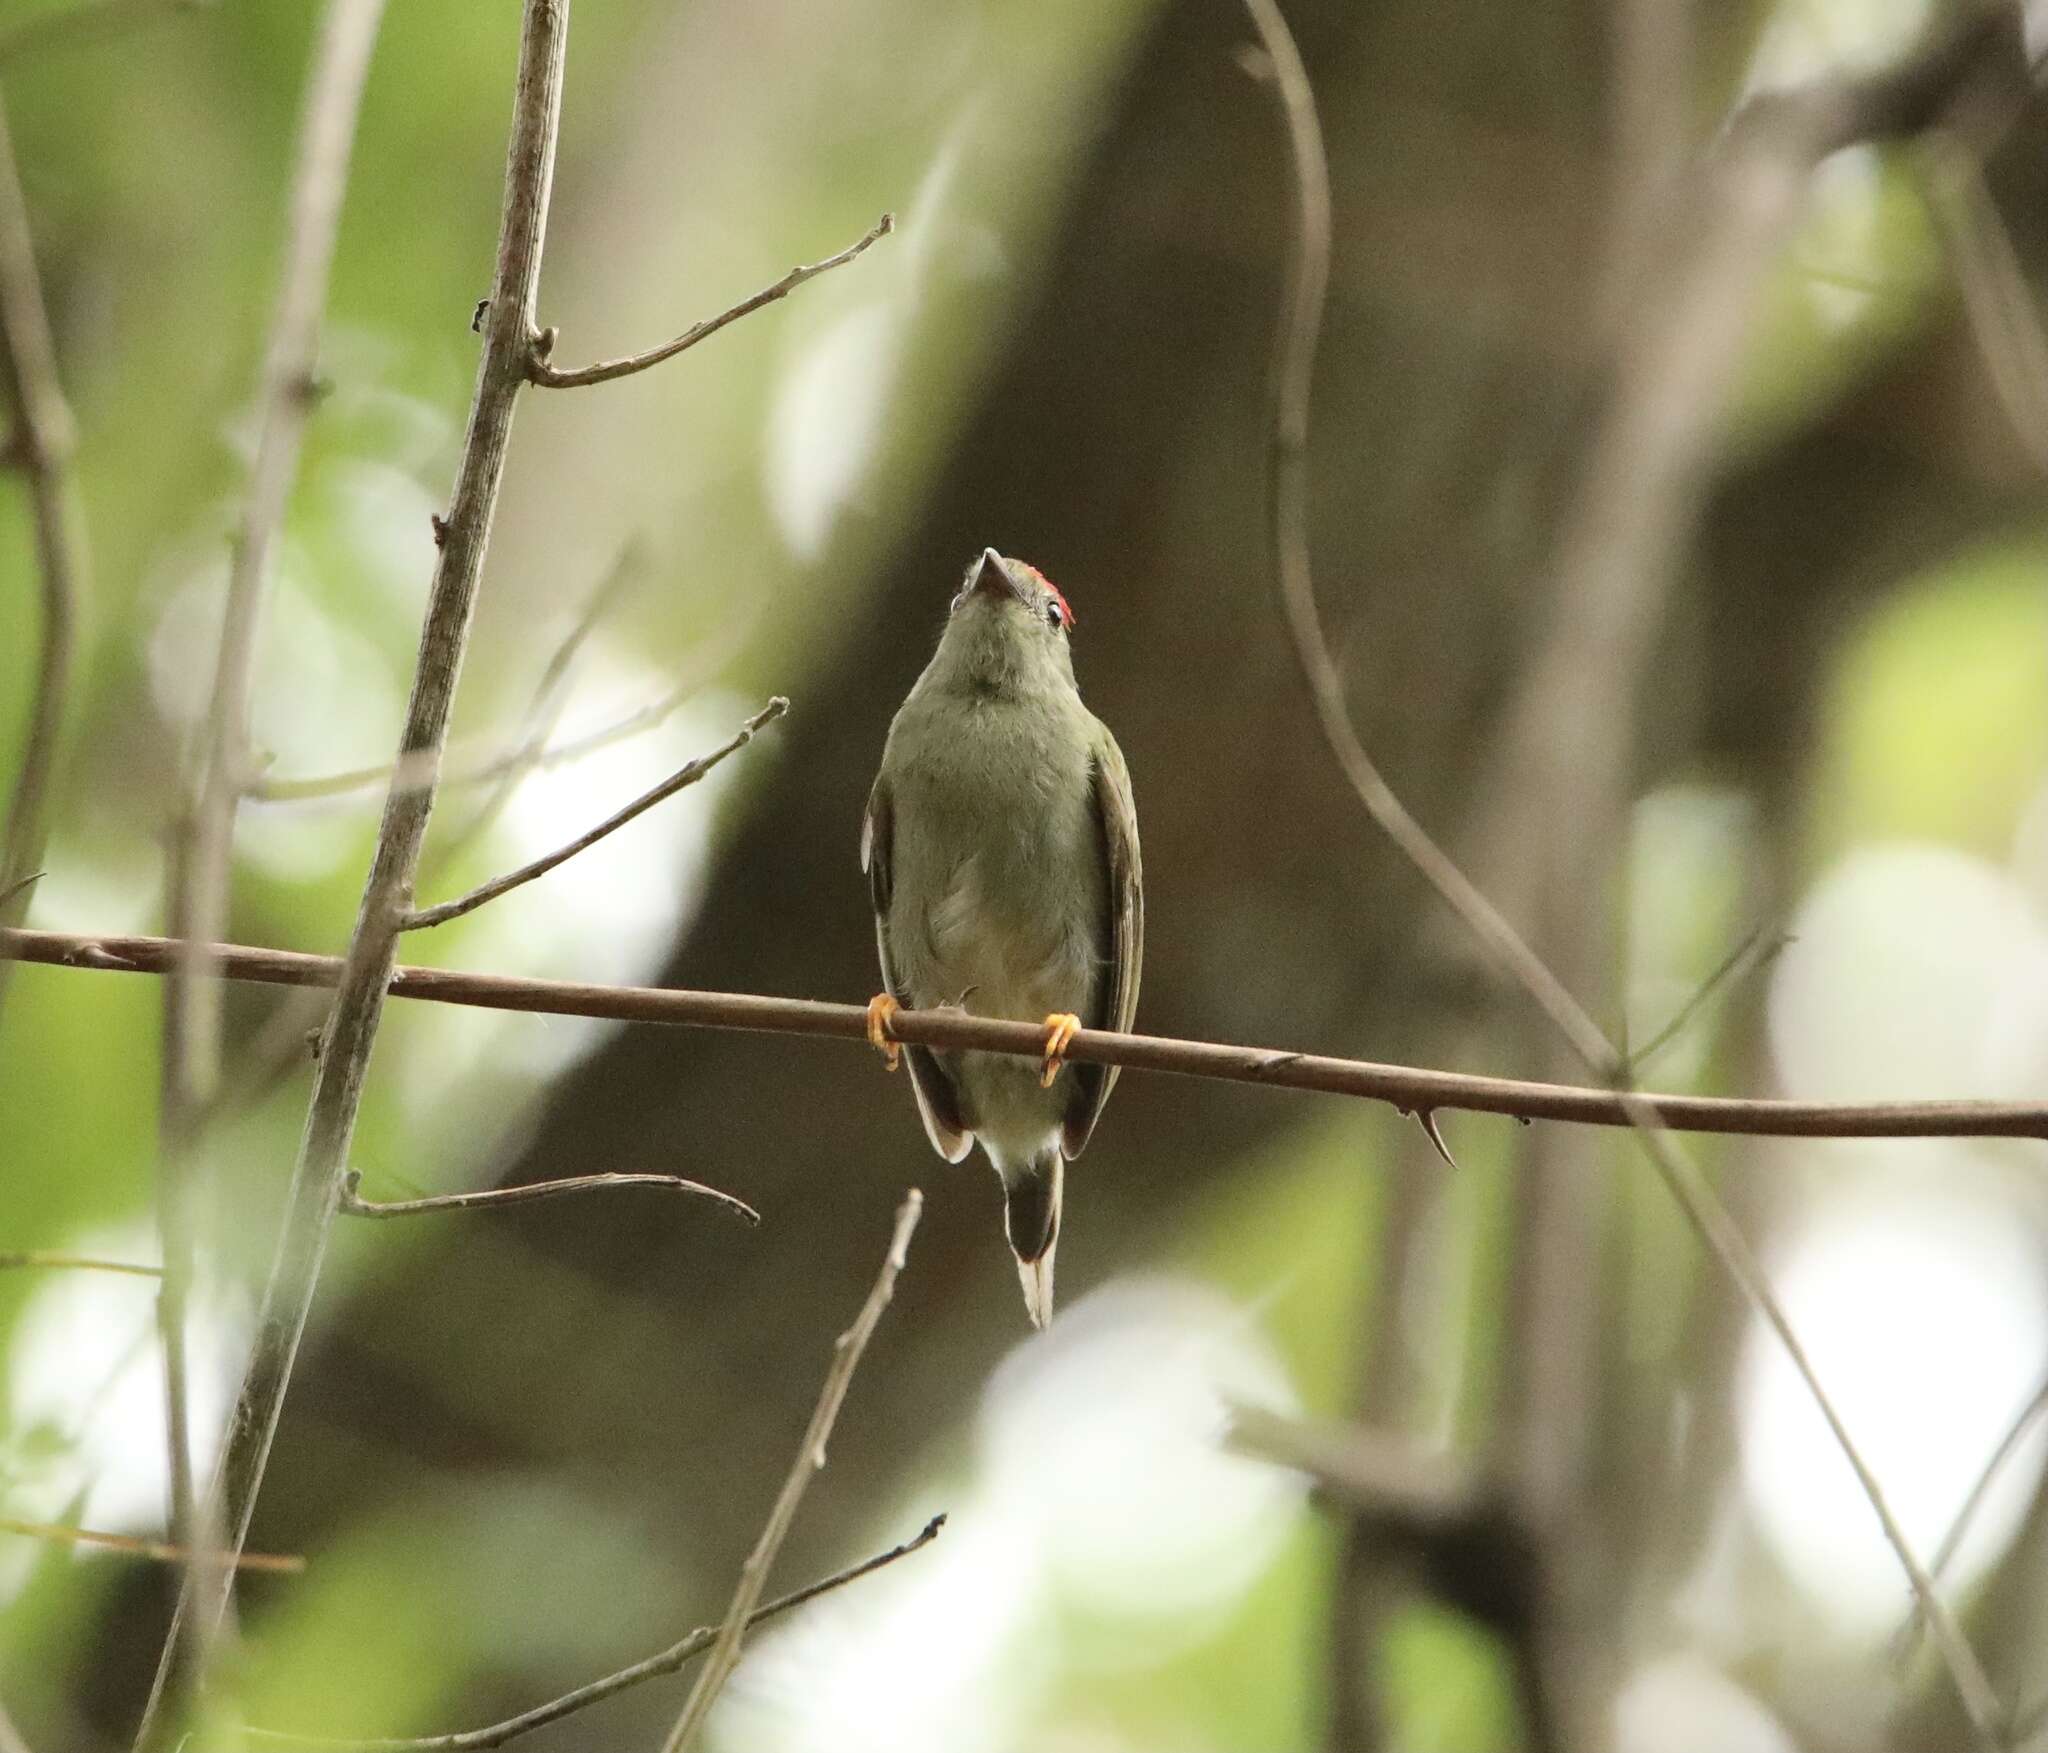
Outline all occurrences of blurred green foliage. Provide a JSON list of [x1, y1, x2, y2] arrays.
[[3, 0, 2046, 1749]]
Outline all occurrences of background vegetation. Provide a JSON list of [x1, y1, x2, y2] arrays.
[[4, 0, 2048, 1748]]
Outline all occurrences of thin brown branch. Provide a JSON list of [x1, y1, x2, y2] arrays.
[[527, 213, 893, 389], [1238, 0, 2009, 1739], [10, 926, 2048, 1142], [0, 0, 208, 67], [662, 1188, 923, 1753], [0, 1516, 302, 1574], [0, 1249, 162, 1277], [339, 1167, 758, 1225], [244, 1515, 945, 1751], [170, 0, 388, 1112], [0, 87, 87, 978], [192, 545, 658, 1131], [134, 0, 570, 1735], [151, 3, 388, 1728], [401, 697, 786, 930], [246, 589, 761, 806]]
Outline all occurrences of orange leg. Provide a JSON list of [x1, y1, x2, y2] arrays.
[[865, 993, 902, 1073], [1040, 1012, 1082, 1087]]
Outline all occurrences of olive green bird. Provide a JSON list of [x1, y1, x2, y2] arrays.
[[863, 548, 1143, 1327]]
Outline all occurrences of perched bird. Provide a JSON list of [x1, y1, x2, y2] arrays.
[[863, 548, 1143, 1327]]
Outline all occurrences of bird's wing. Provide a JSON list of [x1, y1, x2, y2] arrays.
[[1062, 725, 1143, 1159], [864, 775, 973, 1163]]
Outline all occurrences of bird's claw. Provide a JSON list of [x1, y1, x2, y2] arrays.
[[1040, 1012, 1082, 1087], [866, 993, 902, 1073]]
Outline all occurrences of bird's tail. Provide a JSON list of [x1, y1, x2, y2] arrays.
[[1003, 1151, 1064, 1330]]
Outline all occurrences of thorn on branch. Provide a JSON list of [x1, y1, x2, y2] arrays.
[[470, 297, 490, 334], [0, 870, 43, 910], [1412, 1108, 1456, 1170], [1235, 0, 2012, 1735], [11, 923, 2048, 1144], [430, 513, 449, 547]]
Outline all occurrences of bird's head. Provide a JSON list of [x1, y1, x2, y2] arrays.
[[929, 548, 1078, 699]]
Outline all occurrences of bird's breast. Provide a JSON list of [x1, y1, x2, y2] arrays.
[[884, 695, 1104, 1023]]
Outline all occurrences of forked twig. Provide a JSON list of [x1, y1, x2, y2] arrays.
[[661, 1189, 923, 1753], [245, 1515, 945, 1751], [401, 698, 786, 930], [246, 590, 762, 806], [1237, 0, 2006, 1737], [152, 1, 389, 1724], [133, 0, 572, 1729], [527, 214, 893, 389]]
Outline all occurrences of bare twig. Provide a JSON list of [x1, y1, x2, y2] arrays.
[[1899, 1371, 2048, 1660], [0, 1515, 302, 1574], [0, 88, 87, 981], [134, 0, 569, 1735], [339, 1167, 758, 1225], [246, 589, 762, 806], [401, 697, 786, 930], [0, 0, 208, 67], [168, 0, 388, 1118], [1238, 0, 2008, 1738], [527, 214, 893, 389], [0, 1249, 161, 1277], [661, 1188, 923, 1753], [431, 538, 648, 861], [192, 544, 659, 1129], [244, 1515, 945, 1752], [151, 2, 387, 1726], [12, 926, 2048, 1143], [1626, 923, 1786, 1074]]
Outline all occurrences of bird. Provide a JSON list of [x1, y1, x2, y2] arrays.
[[862, 547, 1142, 1327]]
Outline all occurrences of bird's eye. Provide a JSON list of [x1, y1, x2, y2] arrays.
[[1046, 601, 1066, 630]]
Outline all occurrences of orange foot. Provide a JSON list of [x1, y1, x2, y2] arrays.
[[1040, 1012, 1082, 1087], [865, 993, 902, 1073]]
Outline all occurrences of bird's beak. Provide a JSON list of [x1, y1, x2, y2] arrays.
[[968, 547, 1020, 605]]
